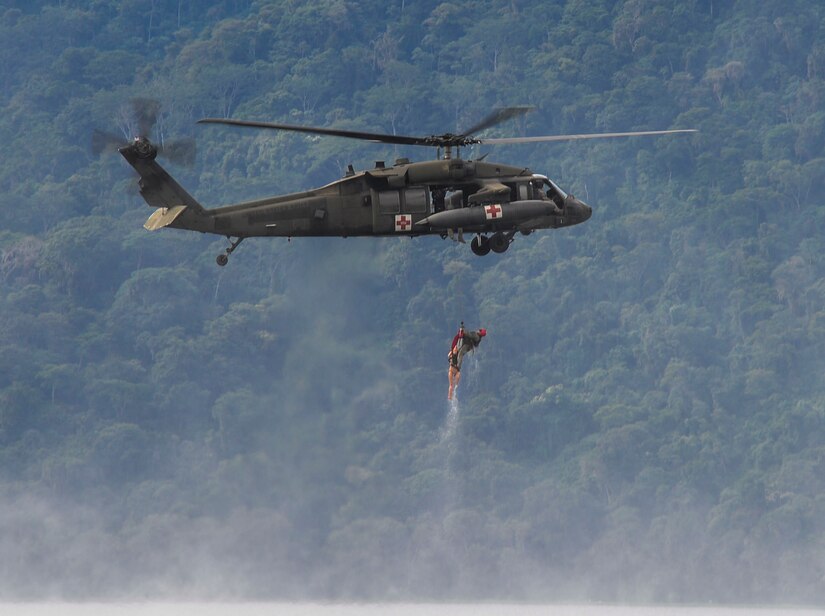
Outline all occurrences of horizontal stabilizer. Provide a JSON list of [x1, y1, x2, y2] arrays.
[[144, 205, 188, 231]]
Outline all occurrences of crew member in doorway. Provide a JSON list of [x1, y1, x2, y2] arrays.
[[448, 326, 486, 400]]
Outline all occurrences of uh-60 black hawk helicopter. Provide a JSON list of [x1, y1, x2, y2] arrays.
[[117, 105, 695, 266]]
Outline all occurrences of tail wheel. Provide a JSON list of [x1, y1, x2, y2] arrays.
[[215, 236, 245, 267], [471, 234, 491, 256], [489, 232, 509, 253]]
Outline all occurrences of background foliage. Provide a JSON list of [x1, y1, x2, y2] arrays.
[[2, 0, 825, 603]]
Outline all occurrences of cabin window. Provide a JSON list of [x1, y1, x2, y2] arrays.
[[518, 183, 530, 201], [404, 187, 428, 213], [378, 190, 400, 213]]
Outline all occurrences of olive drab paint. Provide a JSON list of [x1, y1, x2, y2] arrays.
[[119, 107, 693, 265]]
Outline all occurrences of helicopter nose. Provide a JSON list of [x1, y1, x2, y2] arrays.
[[564, 195, 592, 223]]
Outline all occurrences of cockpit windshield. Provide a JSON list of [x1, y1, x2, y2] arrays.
[[533, 175, 567, 207]]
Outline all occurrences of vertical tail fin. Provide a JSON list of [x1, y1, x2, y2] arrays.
[[119, 139, 207, 215]]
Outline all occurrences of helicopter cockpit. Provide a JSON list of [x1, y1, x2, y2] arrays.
[[530, 175, 567, 209]]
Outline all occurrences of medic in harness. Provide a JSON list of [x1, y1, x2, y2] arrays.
[[448, 323, 486, 400]]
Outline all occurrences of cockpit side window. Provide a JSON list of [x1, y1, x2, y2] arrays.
[[532, 179, 545, 199], [541, 178, 566, 208]]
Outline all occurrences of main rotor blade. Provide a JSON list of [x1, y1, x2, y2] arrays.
[[477, 128, 697, 144], [461, 106, 534, 137], [198, 118, 431, 146]]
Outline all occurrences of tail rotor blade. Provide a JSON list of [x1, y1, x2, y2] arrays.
[[93, 99, 195, 166], [159, 138, 197, 167], [92, 129, 126, 155], [132, 97, 161, 137]]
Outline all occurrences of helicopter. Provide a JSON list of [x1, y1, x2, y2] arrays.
[[116, 106, 695, 266]]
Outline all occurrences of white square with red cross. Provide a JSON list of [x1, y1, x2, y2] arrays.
[[485, 203, 503, 220], [395, 214, 413, 232]]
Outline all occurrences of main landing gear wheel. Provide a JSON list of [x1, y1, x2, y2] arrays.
[[216, 236, 245, 266], [489, 231, 510, 253], [471, 234, 491, 256]]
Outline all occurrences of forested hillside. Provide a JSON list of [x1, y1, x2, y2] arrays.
[[2, 0, 825, 603]]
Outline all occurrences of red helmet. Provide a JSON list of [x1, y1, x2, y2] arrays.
[[478, 328, 487, 337]]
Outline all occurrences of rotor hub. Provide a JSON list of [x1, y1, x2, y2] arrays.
[[132, 136, 158, 160]]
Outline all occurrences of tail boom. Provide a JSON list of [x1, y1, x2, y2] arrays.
[[119, 139, 211, 233]]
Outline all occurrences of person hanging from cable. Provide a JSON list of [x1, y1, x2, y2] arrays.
[[447, 322, 464, 400], [448, 323, 486, 400], [450, 322, 465, 357]]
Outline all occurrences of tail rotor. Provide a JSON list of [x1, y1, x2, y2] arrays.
[[91, 98, 196, 167]]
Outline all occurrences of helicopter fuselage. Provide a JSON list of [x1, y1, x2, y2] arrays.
[[112, 105, 694, 264], [123, 140, 591, 264]]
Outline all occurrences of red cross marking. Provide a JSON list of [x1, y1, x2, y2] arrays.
[[485, 204, 503, 219], [396, 214, 412, 231]]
